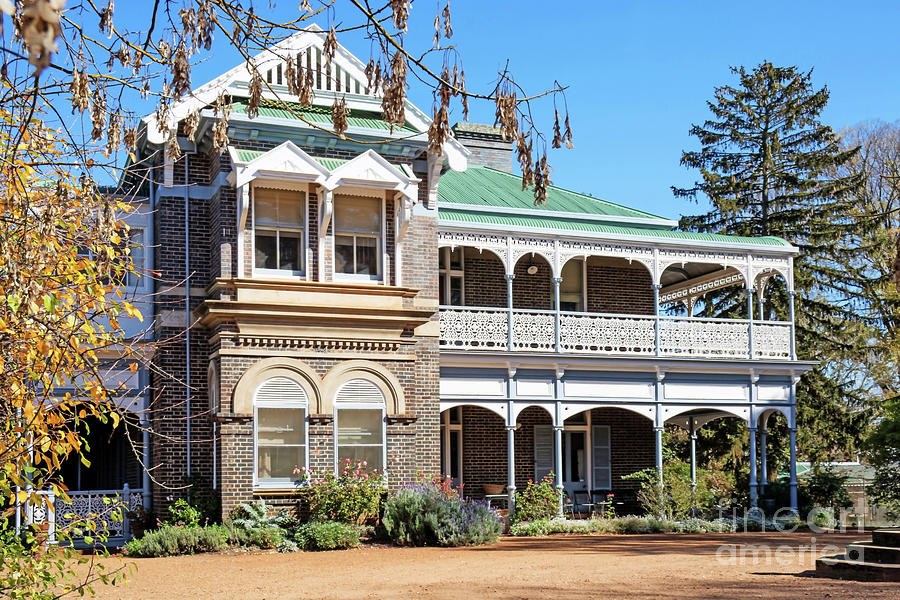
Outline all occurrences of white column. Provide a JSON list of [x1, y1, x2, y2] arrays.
[[748, 426, 759, 509], [788, 290, 797, 360], [746, 285, 755, 359], [789, 383, 799, 513], [654, 375, 665, 488], [653, 284, 662, 356], [506, 273, 515, 352], [759, 426, 768, 496], [553, 277, 562, 353], [554, 424, 564, 517], [689, 416, 697, 491], [506, 423, 517, 515]]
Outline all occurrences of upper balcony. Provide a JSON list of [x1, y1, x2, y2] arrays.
[[436, 234, 797, 362], [434, 165, 798, 363]]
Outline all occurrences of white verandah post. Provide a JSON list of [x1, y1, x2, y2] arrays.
[[506, 274, 515, 352], [789, 381, 799, 514], [554, 400, 564, 517]]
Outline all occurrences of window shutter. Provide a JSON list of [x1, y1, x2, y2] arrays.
[[533, 425, 554, 482], [592, 425, 612, 490], [256, 377, 307, 404], [336, 379, 385, 404]]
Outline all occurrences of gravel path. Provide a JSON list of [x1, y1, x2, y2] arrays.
[[75, 532, 898, 599]]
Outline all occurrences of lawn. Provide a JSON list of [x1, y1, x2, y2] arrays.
[[75, 532, 896, 599]]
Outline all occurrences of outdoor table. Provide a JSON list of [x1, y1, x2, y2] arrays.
[[485, 494, 508, 509]]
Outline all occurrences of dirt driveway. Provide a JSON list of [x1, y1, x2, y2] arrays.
[[76, 532, 898, 599]]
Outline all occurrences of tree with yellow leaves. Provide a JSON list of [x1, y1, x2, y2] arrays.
[[0, 101, 141, 597]]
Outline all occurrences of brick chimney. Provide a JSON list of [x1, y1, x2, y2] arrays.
[[451, 122, 513, 173]]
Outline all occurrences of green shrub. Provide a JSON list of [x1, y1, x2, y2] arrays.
[[509, 518, 552, 537], [294, 521, 361, 550], [123, 524, 228, 557], [508, 516, 740, 537], [383, 482, 502, 547], [296, 460, 385, 525], [166, 498, 202, 528], [624, 459, 728, 520], [512, 473, 561, 524], [223, 522, 283, 549]]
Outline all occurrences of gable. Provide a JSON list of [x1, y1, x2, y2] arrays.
[[142, 24, 433, 144]]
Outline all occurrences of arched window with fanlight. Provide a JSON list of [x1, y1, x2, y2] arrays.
[[254, 377, 308, 487], [334, 378, 386, 473]]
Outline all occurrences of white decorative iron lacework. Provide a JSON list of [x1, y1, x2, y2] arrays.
[[512, 311, 555, 351], [752, 322, 792, 359], [559, 312, 655, 355], [439, 308, 791, 360], [658, 318, 749, 358], [53, 489, 143, 540], [440, 307, 508, 350]]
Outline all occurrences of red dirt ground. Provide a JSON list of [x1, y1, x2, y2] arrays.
[[74, 532, 899, 599]]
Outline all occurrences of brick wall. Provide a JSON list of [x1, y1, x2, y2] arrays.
[[513, 259, 553, 311], [463, 253, 506, 307], [587, 265, 654, 315]]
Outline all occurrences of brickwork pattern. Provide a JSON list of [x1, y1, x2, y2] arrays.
[[587, 265, 655, 315]]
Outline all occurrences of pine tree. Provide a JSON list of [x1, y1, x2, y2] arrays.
[[673, 62, 869, 462]]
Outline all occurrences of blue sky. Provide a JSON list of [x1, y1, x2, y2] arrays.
[[121, 1, 900, 221]]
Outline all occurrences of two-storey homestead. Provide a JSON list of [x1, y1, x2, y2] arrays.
[[37, 27, 815, 540]]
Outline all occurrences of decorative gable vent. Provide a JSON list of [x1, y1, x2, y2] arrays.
[[265, 48, 371, 95], [335, 379, 384, 404], [256, 377, 308, 404]]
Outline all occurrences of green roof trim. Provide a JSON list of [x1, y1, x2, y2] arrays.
[[438, 206, 793, 248], [438, 166, 671, 225], [231, 99, 420, 133]]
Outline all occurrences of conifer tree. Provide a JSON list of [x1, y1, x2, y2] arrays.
[[674, 62, 868, 462]]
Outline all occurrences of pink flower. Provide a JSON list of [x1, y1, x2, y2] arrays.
[[345, 458, 351, 463]]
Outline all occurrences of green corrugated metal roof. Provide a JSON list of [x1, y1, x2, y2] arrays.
[[438, 166, 668, 223], [233, 149, 347, 171], [231, 99, 420, 133], [438, 206, 793, 247]]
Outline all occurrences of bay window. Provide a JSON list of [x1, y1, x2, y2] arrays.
[[334, 195, 382, 280], [253, 188, 305, 275]]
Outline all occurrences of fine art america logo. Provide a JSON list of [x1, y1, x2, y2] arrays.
[[713, 506, 870, 567]]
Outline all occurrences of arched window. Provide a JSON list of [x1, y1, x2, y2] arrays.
[[254, 377, 308, 487], [334, 378, 386, 472]]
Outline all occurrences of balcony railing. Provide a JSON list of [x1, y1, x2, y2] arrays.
[[439, 306, 792, 360]]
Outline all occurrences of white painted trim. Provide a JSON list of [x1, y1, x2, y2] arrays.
[[438, 223, 799, 255]]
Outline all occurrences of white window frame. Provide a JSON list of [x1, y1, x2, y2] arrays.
[[125, 227, 148, 289], [439, 247, 465, 306], [332, 194, 385, 283], [333, 384, 388, 479], [253, 384, 309, 489], [251, 186, 308, 279], [440, 407, 463, 484]]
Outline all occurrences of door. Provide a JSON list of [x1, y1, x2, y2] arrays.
[[563, 430, 588, 496]]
